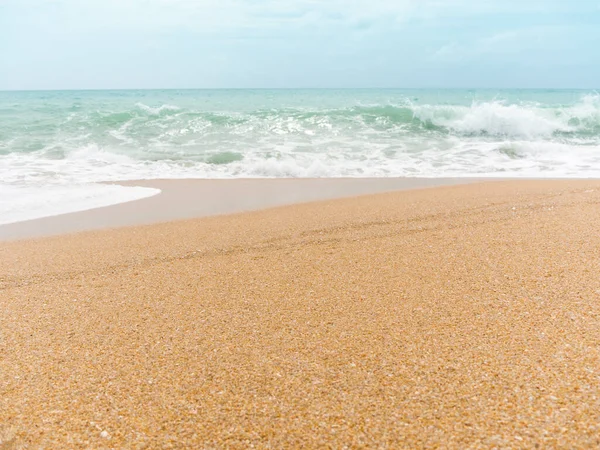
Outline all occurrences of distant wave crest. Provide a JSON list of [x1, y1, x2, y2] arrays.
[[135, 102, 181, 115], [77, 94, 600, 141]]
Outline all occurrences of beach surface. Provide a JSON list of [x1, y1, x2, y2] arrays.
[[2, 179, 600, 448], [0, 177, 477, 241]]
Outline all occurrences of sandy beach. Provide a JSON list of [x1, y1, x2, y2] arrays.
[[2, 179, 600, 448]]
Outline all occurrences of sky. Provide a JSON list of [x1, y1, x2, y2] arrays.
[[1, 0, 599, 90]]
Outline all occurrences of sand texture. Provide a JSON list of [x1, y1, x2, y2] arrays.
[[1, 180, 600, 448]]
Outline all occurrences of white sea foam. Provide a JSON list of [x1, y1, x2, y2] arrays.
[[411, 99, 599, 139], [135, 103, 181, 115], [0, 183, 159, 226]]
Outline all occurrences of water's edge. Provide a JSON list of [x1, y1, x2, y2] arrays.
[[0, 177, 484, 241]]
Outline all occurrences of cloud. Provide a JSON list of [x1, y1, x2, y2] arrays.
[[5, 0, 589, 36], [2, 0, 599, 90]]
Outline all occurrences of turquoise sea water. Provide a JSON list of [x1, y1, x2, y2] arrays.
[[1, 88, 599, 223]]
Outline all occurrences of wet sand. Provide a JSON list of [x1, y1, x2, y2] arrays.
[[0, 177, 478, 241], [2, 179, 600, 448]]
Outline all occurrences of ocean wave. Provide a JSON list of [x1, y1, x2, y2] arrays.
[[135, 103, 181, 116], [8, 94, 595, 150], [411, 95, 600, 139], [78, 95, 600, 141], [2, 91, 600, 184]]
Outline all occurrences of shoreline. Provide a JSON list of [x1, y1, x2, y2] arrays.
[[0, 177, 482, 241]]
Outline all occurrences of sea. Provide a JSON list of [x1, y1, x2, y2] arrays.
[[1, 88, 599, 225]]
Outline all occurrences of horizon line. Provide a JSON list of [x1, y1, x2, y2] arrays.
[[1, 86, 598, 93]]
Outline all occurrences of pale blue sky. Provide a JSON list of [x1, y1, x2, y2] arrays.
[[1, 0, 599, 90]]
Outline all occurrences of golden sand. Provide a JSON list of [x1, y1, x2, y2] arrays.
[[1, 180, 600, 448]]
